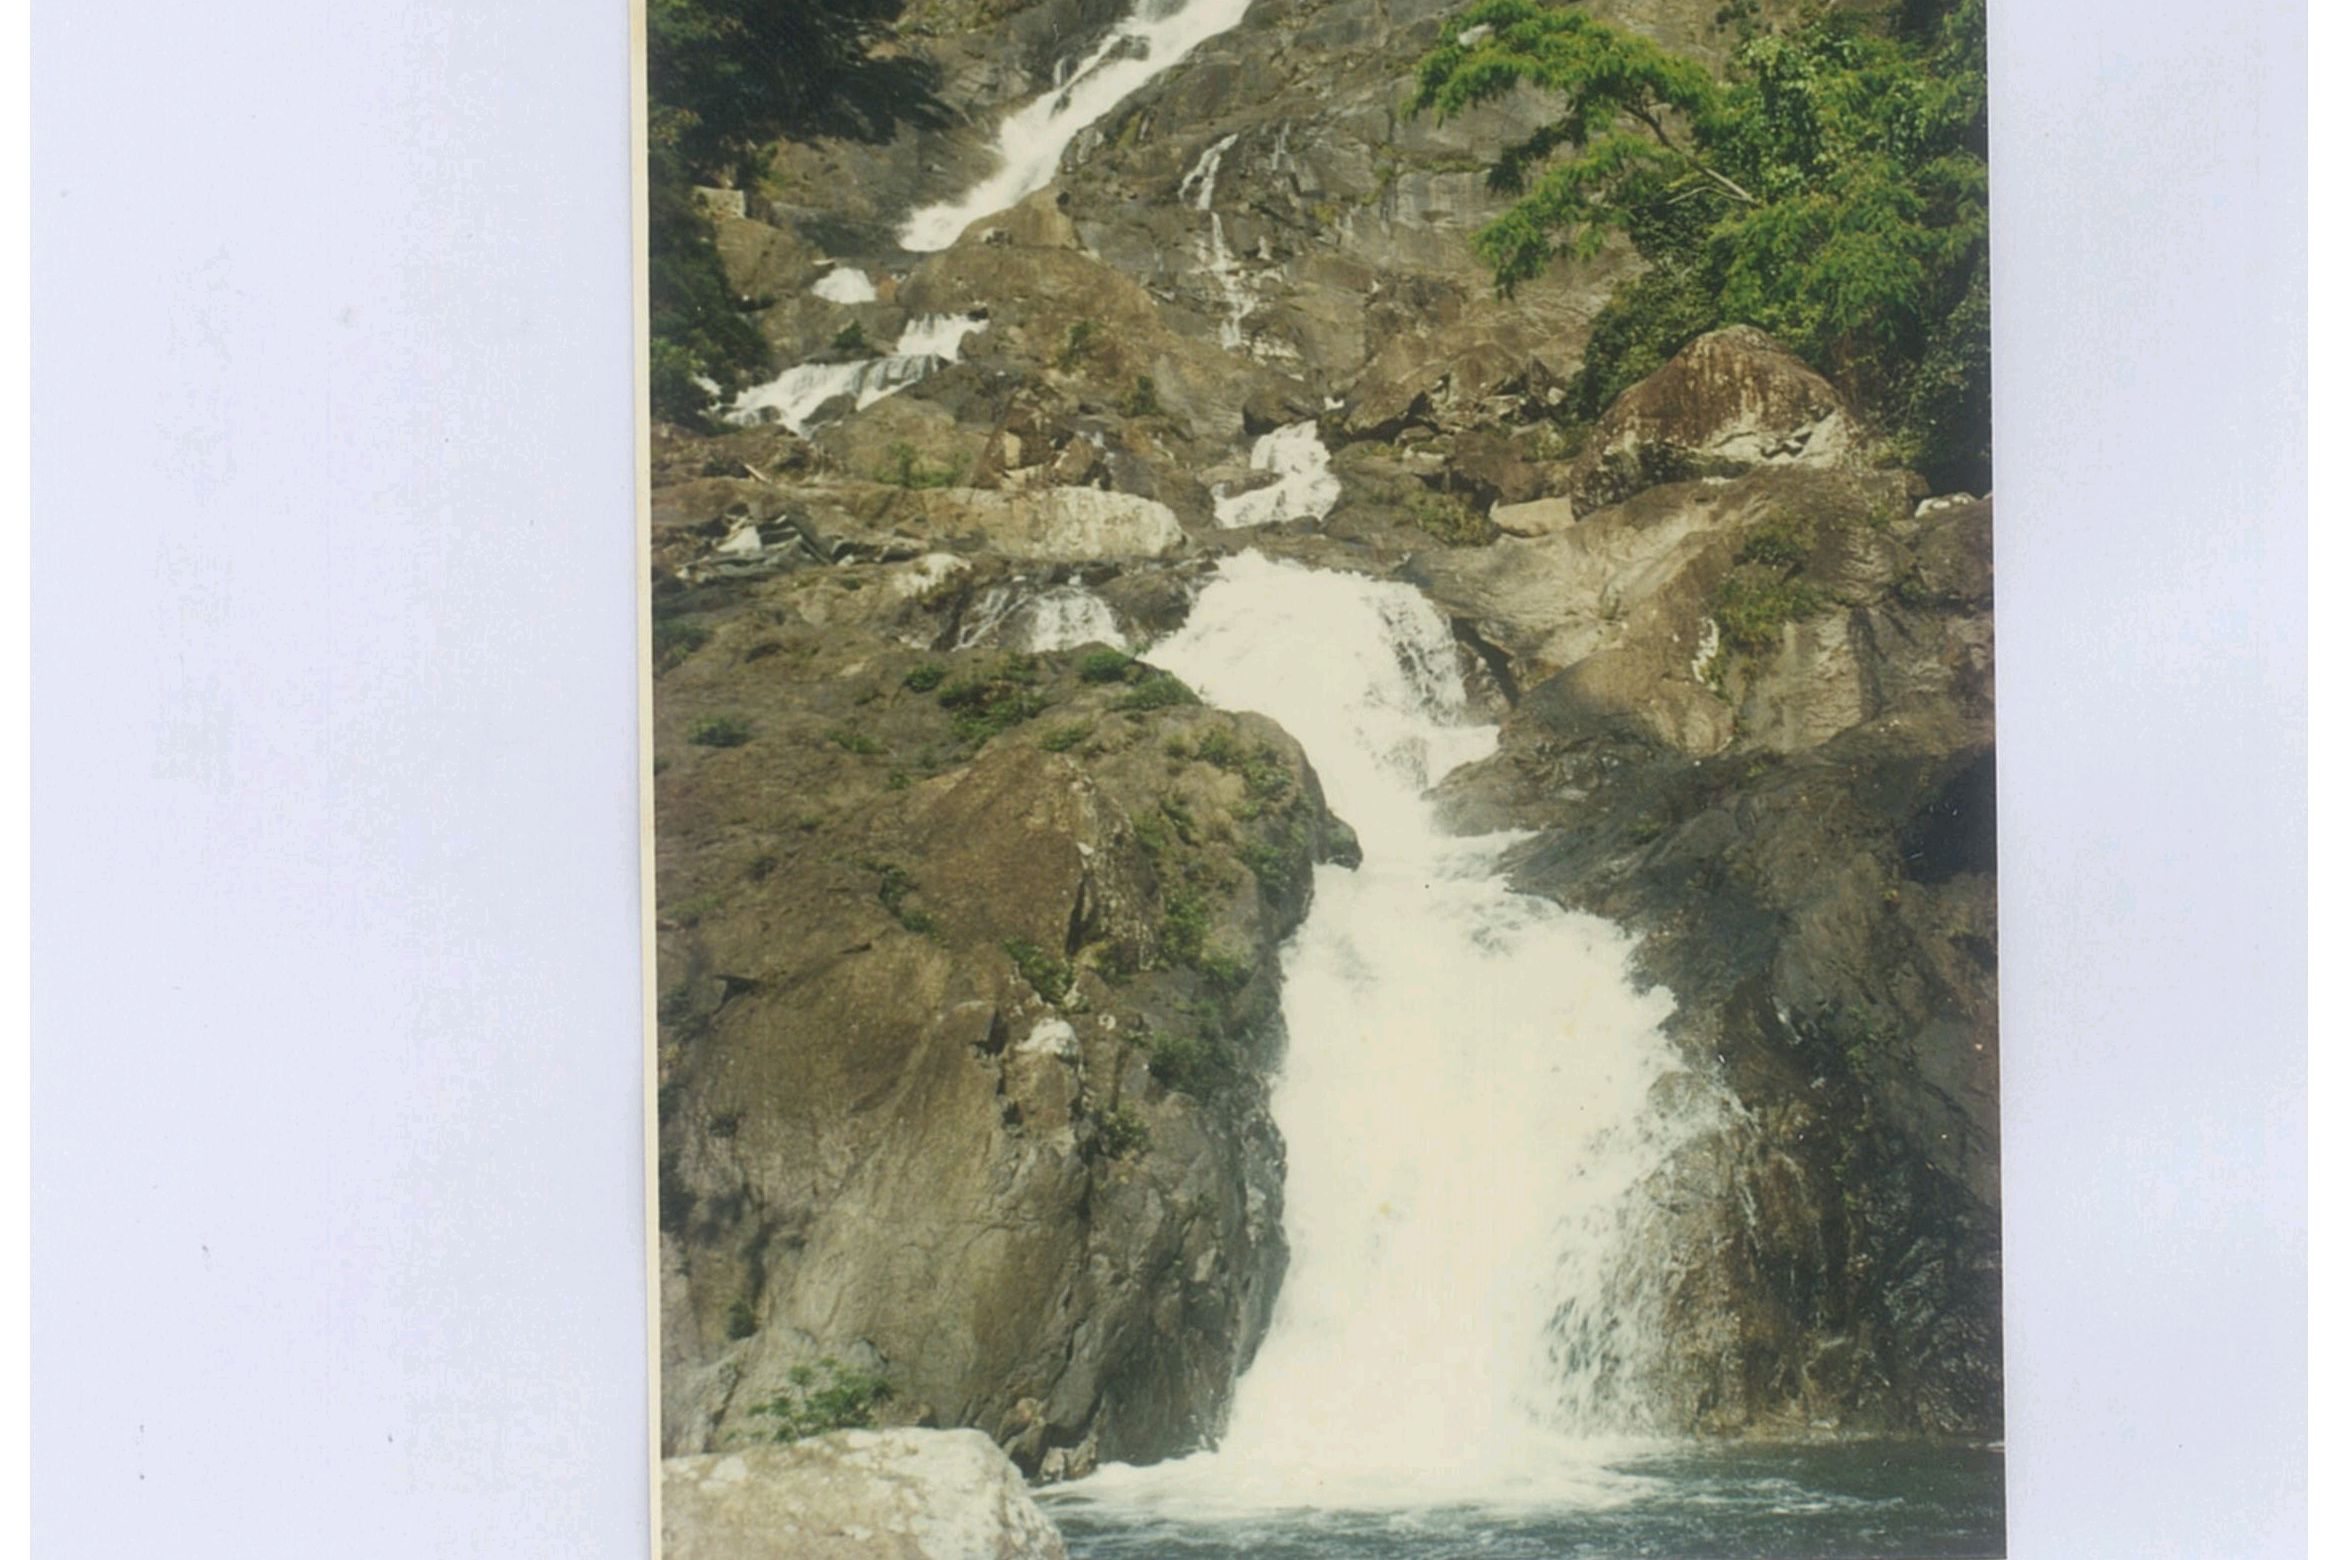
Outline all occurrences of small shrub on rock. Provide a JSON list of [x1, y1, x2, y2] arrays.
[[689, 715, 754, 748], [939, 657, 1050, 744], [746, 1358, 893, 1443], [875, 441, 964, 490], [1711, 570, 1825, 655], [1148, 1031, 1235, 1098], [654, 618, 713, 673], [1077, 648, 1136, 683], [1095, 1102, 1150, 1158], [1403, 493, 1498, 547], [1113, 669, 1201, 712], [1004, 937, 1075, 1006]]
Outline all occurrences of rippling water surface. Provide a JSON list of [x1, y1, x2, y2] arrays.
[[1048, 1442, 2005, 1559]]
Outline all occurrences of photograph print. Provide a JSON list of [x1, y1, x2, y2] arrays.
[[646, 0, 2000, 1554]]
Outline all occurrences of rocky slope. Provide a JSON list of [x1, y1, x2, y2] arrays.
[[655, 530, 1363, 1470], [655, 0, 1999, 1468]]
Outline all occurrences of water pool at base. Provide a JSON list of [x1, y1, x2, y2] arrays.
[[1047, 1442, 2005, 1559]]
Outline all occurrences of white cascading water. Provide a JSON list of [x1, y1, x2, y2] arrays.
[[898, 0, 1255, 252], [1072, 553, 1718, 1514], [952, 580, 1130, 653], [1180, 133, 1260, 350], [810, 265, 879, 304], [727, 314, 986, 433], [1213, 421, 1340, 527], [1015, 586, 1130, 652]]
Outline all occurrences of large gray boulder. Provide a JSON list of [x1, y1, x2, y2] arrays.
[[662, 1431, 1068, 1560]]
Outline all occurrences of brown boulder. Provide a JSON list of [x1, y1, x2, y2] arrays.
[[1570, 325, 1869, 513]]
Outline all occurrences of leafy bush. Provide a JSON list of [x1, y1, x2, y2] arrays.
[[875, 441, 964, 490], [1197, 729, 1294, 805], [1077, 648, 1136, 683], [1095, 1102, 1150, 1158], [1710, 569, 1825, 654], [1039, 721, 1093, 753], [868, 862, 936, 935], [654, 617, 714, 673], [1148, 1031, 1235, 1098], [831, 320, 870, 355], [1004, 937, 1075, 1006], [1415, 0, 1989, 489], [1403, 493, 1498, 547], [825, 725, 883, 755], [1121, 375, 1163, 418], [1238, 834, 1303, 899], [1056, 319, 1100, 370], [689, 715, 754, 748], [1160, 884, 1212, 967], [1737, 518, 1813, 570], [1113, 669, 1202, 712], [939, 658, 1050, 744], [903, 661, 946, 692], [746, 1358, 893, 1443], [1196, 946, 1253, 992]]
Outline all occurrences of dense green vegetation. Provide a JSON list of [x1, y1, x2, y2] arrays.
[[1414, 0, 1989, 490], [745, 1358, 894, 1441], [647, 0, 936, 424]]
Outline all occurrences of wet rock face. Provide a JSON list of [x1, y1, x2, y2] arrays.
[[655, 551, 1351, 1469], [1435, 485, 2001, 1437], [662, 1431, 1069, 1560]]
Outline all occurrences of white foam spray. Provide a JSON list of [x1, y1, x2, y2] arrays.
[[1067, 553, 1718, 1514], [811, 266, 879, 304], [727, 314, 987, 433], [898, 0, 1255, 252], [1213, 421, 1340, 527]]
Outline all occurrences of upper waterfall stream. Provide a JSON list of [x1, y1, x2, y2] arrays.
[[898, 0, 1255, 252], [1071, 553, 1719, 1515]]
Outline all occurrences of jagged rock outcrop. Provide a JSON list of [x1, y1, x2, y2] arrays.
[[1432, 457, 1999, 1436], [662, 1431, 1068, 1560], [655, 543, 1355, 1470]]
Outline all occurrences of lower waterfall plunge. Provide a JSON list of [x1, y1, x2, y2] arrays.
[[1076, 553, 1722, 1512]]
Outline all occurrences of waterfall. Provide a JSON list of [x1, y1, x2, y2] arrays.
[[1075, 553, 1718, 1512], [898, 0, 1255, 252], [810, 266, 878, 304], [1213, 421, 1340, 527], [1180, 133, 1262, 351], [726, 314, 987, 433], [955, 581, 1131, 653], [1016, 586, 1130, 653]]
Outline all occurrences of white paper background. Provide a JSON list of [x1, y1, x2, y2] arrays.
[[29, 0, 2309, 1554]]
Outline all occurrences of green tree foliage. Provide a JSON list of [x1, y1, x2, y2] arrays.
[[646, 0, 937, 425], [1413, 0, 1989, 489]]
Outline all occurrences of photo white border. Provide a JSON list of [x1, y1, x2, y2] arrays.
[[26, 0, 2322, 1553]]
